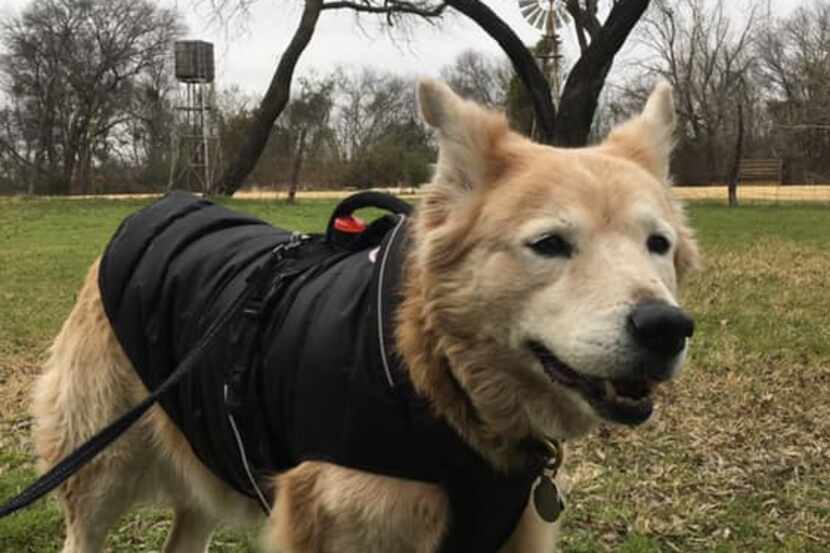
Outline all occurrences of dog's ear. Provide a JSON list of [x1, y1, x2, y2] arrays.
[[417, 79, 512, 229], [603, 81, 676, 182], [418, 79, 510, 191]]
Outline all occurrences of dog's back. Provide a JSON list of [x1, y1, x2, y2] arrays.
[[99, 191, 296, 499]]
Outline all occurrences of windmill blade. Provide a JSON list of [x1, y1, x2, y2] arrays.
[[518, 0, 562, 33], [520, 3, 539, 21], [553, 9, 570, 29], [520, 6, 538, 23], [531, 8, 548, 31]]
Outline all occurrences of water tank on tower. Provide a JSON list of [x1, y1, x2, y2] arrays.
[[174, 41, 215, 83], [169, 40, 221, 193]]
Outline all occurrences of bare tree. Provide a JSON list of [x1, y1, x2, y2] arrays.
[[0, 97, 40, 194], [756, 0, 830, 181], [0, 0, 184, 194], [281, 76, 336, 202], [334, 68, 409, 162], [439, 50, 512, 108], [631, 0, 757, 186], [120, 59, 182, 189], [726, 100, 744, 206], [331, 67, 433, 188]]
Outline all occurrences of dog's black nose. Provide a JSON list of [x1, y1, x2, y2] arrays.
[[628, 301, 694, 358]]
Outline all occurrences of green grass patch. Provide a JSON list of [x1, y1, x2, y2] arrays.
[[0, 451, 62, 553], [1, 197, 829, 551], [0, 197, 343, 361], [687, 203, 830, 250]]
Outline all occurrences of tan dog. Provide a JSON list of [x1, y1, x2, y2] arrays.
[[31, 80, 698, 553]]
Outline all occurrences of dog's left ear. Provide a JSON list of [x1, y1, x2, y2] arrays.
[[418, 79, 510, 192], [603, 81, 676, 182], [417, 79, 513, 231]]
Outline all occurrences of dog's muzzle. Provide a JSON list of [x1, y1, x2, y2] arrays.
[[627, 300, 694, 381], [528, 302, 694, 426], [528, 342, 657, 425]]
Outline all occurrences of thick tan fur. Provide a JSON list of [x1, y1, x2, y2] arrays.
[[32, 80, 697, 552]]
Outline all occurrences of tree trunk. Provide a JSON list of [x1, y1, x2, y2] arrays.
[[554, 0, 650, 147], [445, 0, 556, 143], [213, 0, 324, 195], [288, 128, 308, 204], [73, 143, 93, 195], [727, 102, 744, 207], [61, 150, 77, 195], [704, 129, 718, 186]]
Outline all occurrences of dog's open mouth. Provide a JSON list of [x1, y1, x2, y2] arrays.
[[528, 342, 656, 425]]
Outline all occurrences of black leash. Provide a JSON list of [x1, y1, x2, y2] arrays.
[[0, 236, 307, 519]]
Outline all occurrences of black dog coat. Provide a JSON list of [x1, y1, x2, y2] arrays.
[[99, 192, 546, 553]]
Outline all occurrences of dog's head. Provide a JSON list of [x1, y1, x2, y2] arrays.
[[409, 80, 699, 441]]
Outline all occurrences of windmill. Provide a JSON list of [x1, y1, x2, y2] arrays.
[[517, 0, 570, 108]]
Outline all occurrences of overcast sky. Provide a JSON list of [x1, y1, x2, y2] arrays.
[[2, 0, 804, 95], [179, 1, 542, 92]]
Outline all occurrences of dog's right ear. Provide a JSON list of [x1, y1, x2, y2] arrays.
[[417, 79, 511, 228]]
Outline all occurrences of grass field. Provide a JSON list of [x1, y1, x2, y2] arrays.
[[1, 197, 829, 552]]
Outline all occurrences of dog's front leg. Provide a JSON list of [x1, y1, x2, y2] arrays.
[[262, 462, 449, 553]]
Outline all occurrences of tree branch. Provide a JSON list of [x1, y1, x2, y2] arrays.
[[445, 0, 557, 143], [566, 0, 601, 44], [321, 0, 447, 20]]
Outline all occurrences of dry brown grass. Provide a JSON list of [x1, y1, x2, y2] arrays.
[[675, 185, 830, 203], [0, 357, 38, 460]]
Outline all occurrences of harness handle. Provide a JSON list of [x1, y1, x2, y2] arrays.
[[325, 192, 412, 244]]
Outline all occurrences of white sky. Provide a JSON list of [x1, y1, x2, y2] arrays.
[[1, 0, 805, 95], [180, 0, 541, 92]]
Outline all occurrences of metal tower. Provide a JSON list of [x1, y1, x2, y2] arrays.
[[518, 0, 569, 109], [169, 40, 221, 194]]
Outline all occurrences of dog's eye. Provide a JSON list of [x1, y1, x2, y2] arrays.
[[528, 234, 573, 258], [647, 234, 671, 255]]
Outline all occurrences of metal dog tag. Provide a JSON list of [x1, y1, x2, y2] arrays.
[[533, 475, 565, 523]]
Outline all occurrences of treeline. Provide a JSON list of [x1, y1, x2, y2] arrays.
[[614, 0, 830, 186], [221, 51, 518, 195], [218, 69, 438, 195], [1, 0, 829, 195], [0, 0, 183, 195]]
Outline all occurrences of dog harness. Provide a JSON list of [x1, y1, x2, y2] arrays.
[[99, 192, 547, 553]]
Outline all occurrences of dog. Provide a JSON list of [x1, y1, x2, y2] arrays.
[[31, 79, 699, 553]]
